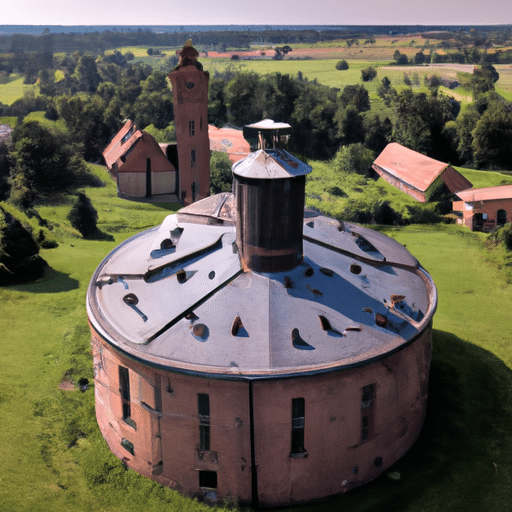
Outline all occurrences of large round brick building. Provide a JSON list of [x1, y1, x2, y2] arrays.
[[87, 147, 437, 508]]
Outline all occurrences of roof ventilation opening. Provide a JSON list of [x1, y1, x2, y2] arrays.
[[192, 323, 209, 342], [350, 264, 362, 275], [318, 315, 343, 337], [231, 316, 249, 337], [375, 313, 388, 328], [123, 293, 148, 322], [292, 328, 315, 351]]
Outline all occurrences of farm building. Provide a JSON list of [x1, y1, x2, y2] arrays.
[[208, 125, 251, 163], [372, 143, 472, 202], [103, 120, 177, 199], [88, 130, 437, 507], [452, 184, 512, 231], [103, 43, 211, 204]]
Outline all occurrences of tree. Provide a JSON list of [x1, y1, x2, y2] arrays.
[[0, 205, 47, 285], [209, 151, 233, 194], [393, 50, 408, 65], [335, 105, 365, 146], [67, 192, 98, 237], [74, 54, 101, 92], [339, 84, 370, 112], [472, 101, 512, 168], [335, 60, 349, 70], [332, 143, 375, 176], [393, 89, 453, 158], [361, 67, 377, 82], [364, 115, 392, 154], [10, 121, 95, 193]]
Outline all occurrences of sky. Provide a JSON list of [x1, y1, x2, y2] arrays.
[[2, 0, 512, 27]]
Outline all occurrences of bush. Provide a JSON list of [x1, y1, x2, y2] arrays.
[[489, 222, 512, 251], [0, 204, 48, 284], [68, 192, 98, 238], [361, 67, 377, 82], [335, 60, 349, 70], [405, 204, 442, 224], [327, 185, 347, 197], [331, 143, 375, 176]]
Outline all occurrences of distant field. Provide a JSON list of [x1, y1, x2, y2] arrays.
[[0, 75, 38, 105]]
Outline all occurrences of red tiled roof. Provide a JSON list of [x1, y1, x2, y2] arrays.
[[103, 120, 142, 169], [456, 185, 512, 202], [373, 143, 449, 192], [208, 125, 250, 163]]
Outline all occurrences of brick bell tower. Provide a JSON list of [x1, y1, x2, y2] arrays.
[[169, 42, 210, 206]]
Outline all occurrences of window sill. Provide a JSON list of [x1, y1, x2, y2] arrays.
[[290, 451, 308, 458], [123, 417, 137, 430]]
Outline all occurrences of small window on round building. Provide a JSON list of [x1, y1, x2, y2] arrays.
[[186, 82, 195, 89]]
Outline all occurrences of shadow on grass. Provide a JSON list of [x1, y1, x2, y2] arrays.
[[84, 228, 115, 241], [291, 330, 512, 512], [9, 265, 79, 293]]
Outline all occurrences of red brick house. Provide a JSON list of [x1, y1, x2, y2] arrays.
[[103, 120, 177, 199], [372, 143, 472, 202], [453, 185, 512, 231]]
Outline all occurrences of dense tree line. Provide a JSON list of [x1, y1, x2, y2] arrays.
[[1, 40, 512, 217]]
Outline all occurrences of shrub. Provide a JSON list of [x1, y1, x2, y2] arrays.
[[489, 222, 512, 251], [405, 204, 441, 224], [361, 67, 377, 82], [0, 204, 47, 284], [331, 143, 375, 176], [335, 60, 349, 70], [68, 192, 98, 238], [327, 185, 347, 197]]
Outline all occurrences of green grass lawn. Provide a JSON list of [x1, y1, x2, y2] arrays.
[[1, 164, 511, 511], [0, 75, 39, 106]]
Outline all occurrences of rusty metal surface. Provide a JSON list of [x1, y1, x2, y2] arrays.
[[87, 194, 437, 379]]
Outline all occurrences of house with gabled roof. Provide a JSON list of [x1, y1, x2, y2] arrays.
[[453, 185, 512, 231], [103, 119, 177, 199], [372, 143, 472, 203]]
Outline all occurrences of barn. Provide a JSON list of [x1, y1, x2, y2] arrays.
[[372, 143, 472, 202], [103, 120, 177, 199]]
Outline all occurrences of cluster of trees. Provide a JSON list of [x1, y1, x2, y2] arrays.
[[208, 69, 393, 160], [1, 52, 178, 163]]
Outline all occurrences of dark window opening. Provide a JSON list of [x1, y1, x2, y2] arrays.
[[361, 384, 375, 441], [198, 393, 210, 451], [497, 209, 507, 225], [189, 120, 195, 137], [191, 149, 196, 168], [119, 366, 136, 429], [121, 438, 134, 455], [291, 397, 306, 454], [199, 470, 217, 489]]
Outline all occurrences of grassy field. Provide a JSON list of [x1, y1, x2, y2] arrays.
[[0, 75, 39, 105], [0, 163, 511, 511]]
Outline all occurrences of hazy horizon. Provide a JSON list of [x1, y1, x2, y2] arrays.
[[3, 0, 512, 27]]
